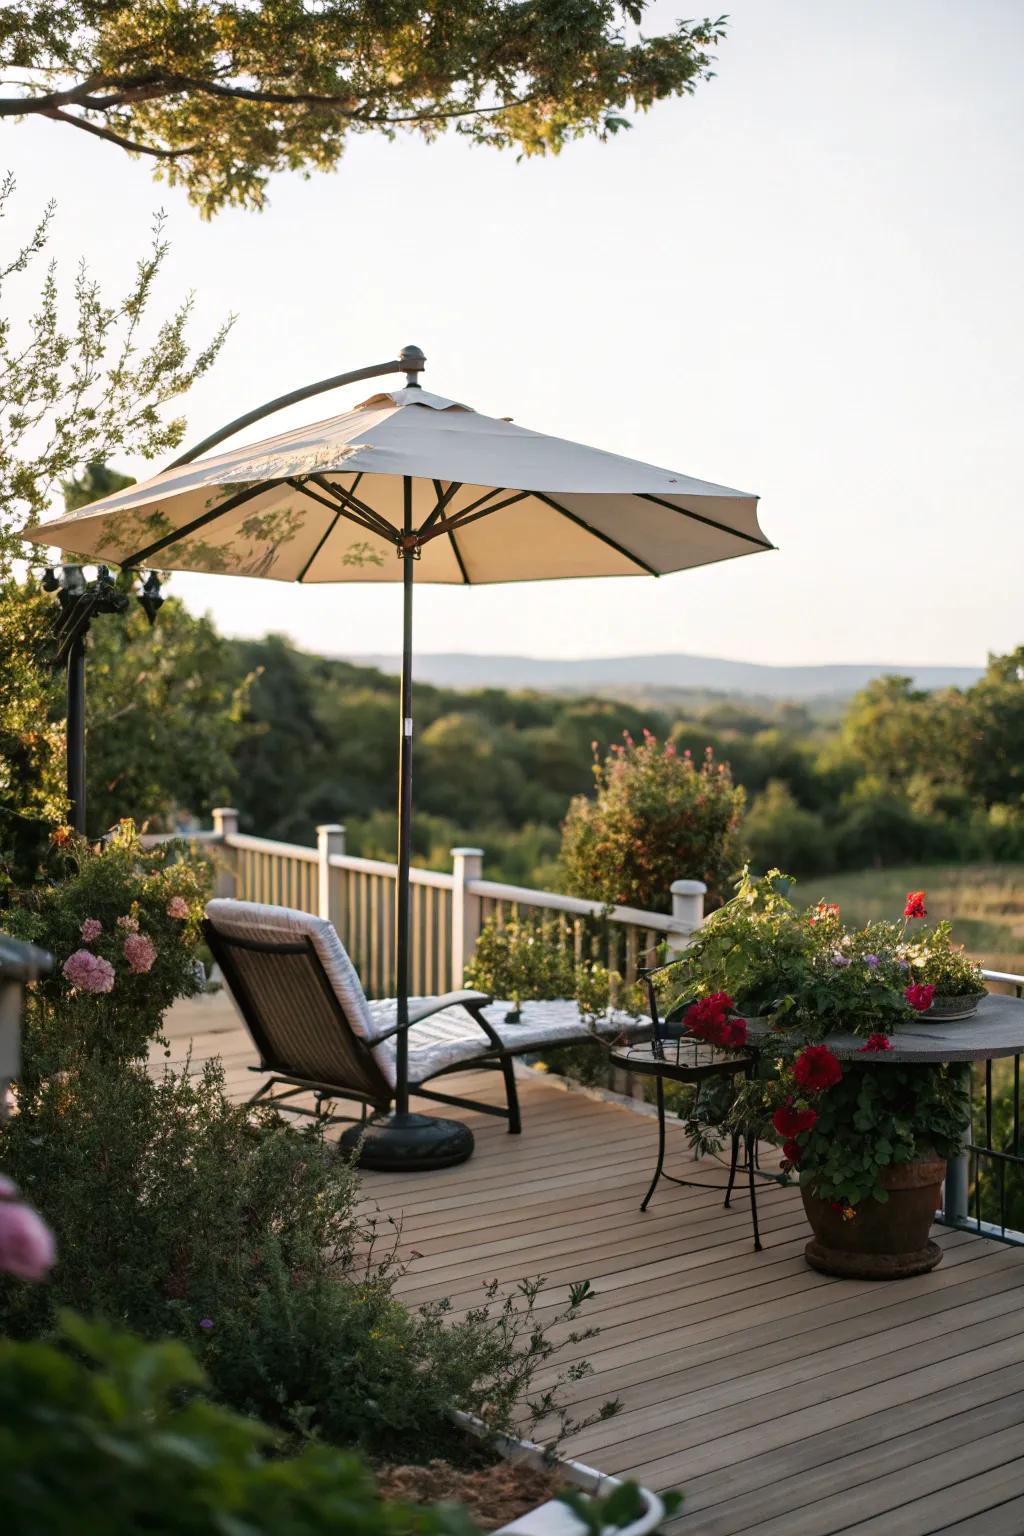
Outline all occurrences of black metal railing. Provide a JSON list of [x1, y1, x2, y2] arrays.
[[940, 970, 1024, 1245]]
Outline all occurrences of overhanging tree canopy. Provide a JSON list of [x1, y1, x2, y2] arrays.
[[0, 1, 727, 214]]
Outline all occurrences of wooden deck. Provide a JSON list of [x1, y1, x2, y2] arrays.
[[164, 994, 1024, 1536]]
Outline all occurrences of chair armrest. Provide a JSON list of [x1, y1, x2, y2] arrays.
[[371, 991, 494, 1044], [406, 990, 492, 1026]]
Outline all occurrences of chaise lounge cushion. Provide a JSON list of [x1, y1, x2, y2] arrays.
[[368, 997, 648, 1088]]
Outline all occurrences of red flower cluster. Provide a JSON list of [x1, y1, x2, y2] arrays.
[[858, 1032, 893, 1053], [772, 1102, 818, 1137], [809, 900, 840, 925], [904, 891, 927, 919], [792, 1044, 843, 1093], [781, 1138, 803, 1166], [684, 992, 748, 1050], [905, 983, 936, 1013]]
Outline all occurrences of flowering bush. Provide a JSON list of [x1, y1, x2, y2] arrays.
[[3, 820, 208, 1078], [560, 732, 744, 911], [0, 1176, 54, 1283]]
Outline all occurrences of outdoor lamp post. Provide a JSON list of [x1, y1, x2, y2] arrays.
[[44, 562, 164, 837]]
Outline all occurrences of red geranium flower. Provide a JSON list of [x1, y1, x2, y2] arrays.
[[809, 901, 840, 925], [858, 1032, 893, 1053], [781, 1138, 803, 1166], [684, 992, 733, 1041], [905, 983, 935, 1013], [793, 1044, 843, 1093], [772, 1103, 818, 1137], [718, 1017, 748, 1049], [904, 891, 927, 919]]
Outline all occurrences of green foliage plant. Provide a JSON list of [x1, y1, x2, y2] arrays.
[[906, 920, 986, 999], [0, 6, 727, 215], [0, 1311, 479, 1536], [561, 732, 744, 911]]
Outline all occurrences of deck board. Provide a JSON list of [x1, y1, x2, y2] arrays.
[[161, 993, 1024, 1535]]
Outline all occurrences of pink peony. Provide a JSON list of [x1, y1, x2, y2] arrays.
[[166, 896, 189, 920], [0, 1187, 55, 1282], [62, 948, 115, 994], [79, 917, 102, 943], [123, 931, 157, 974]]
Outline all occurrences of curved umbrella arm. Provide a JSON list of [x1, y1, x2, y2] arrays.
[[167, 344, 425, 469]]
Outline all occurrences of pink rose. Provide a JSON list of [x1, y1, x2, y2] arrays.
[[62, 949, 115, 994], [166, 896, 189, 920], [123, 932, 157, 974], [79, 918, 102, 942], [0, 1189, 55, 1282]]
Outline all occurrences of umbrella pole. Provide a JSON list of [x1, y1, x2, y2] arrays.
[[340, 479, 474, 1171], [393, 496, 415, 1117]]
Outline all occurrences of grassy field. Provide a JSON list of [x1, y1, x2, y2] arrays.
[[804, 864, 1024, 976]]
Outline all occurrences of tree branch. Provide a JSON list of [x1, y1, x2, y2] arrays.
[[42, 107, 196, 159]]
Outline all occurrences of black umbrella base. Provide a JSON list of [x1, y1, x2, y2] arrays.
[[339, 1111, 475, 1171]]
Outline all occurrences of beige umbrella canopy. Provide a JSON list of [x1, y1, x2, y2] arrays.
[[25, 386, 770, 582], [26, 363, 772, 1171]]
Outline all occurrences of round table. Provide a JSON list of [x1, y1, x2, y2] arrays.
[[743, 992, 1024, 1064]]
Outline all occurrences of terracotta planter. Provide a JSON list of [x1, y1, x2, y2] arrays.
[[801, 1154, 947, 1279]]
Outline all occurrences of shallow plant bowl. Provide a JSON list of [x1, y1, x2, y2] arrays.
[[922, 992, 986, 1022]]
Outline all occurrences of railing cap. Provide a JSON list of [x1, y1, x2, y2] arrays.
[[451, 846, 485, 857], [316, 823, 346, 834], [671, 879, 708, 895]]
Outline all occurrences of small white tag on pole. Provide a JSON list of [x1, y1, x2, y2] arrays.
[[404, 718, 413, 736]]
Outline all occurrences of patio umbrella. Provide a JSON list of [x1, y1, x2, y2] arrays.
[[25, 345, 772, 1169]]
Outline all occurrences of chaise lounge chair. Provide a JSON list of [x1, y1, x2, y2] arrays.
[[202, 898, 650, 1136]]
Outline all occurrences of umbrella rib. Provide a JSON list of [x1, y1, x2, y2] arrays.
[[421, 480, 463, 536], [447, 527, 472, 584], [309, 474, 400, 540], [638, 493, 774, 550], [532, 492, 661, 577], [120, 481, 272, 568], [287, 477, 388, 544], [425, 490, 530, 541]]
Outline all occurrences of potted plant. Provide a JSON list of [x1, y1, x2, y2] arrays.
[[667, 872, 973, 1278], [906, 919, 986, 1019]]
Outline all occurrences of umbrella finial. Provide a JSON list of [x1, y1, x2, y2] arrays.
[[399, 344, 425, 389]]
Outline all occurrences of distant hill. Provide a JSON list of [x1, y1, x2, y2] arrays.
[[342, 652, 983, 702]]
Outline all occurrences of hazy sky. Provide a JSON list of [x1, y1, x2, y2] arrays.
[[8, 0, 1023, 666]]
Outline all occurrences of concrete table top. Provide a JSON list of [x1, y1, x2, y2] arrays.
[[743, 991, 1024, 1063]]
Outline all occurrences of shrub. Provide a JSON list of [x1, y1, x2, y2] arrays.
[[465, 914, 643, 1019], [0, 1055, 609, 1459], [561, 732, 744, 911], [0, 1312, 477, 1536], [3, 821, 208, 1079]]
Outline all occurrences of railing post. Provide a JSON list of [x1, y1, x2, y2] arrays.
[[451, 847, 484, 986], [317, 823, 346, 931], [211, 807, 239, 898], [667, 879, 707, 958]]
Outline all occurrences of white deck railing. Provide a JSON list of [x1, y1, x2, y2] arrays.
[[147, 809, 704, 1000]]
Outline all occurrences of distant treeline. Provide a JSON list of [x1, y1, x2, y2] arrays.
[[220, 636, 1024, 886]]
